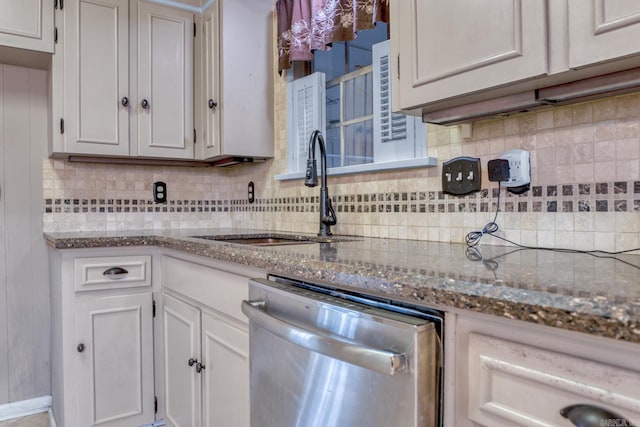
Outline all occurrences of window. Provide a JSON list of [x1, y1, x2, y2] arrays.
[[277, 31, 436, 180]]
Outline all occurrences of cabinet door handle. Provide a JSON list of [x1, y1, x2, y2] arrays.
[[196, 362, 205, 373], [208, 99, 217, 109], [560, 404, 633, 427], [188, 358, 197, 367], [141, 99, 149, 109], [102, 267, 129, 279], [77, 343, 85, 353], [121, 96, 129, 107]]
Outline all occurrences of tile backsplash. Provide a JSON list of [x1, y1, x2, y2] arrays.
[[43, 87, 640, 253]]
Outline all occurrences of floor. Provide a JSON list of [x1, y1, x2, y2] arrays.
[[0, 413, 50, 427]]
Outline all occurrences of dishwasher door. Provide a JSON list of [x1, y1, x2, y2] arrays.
[[242, 278, 440, 427]]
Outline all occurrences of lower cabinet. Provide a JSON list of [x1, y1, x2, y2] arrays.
[[49, 247, 158, 427], [451, 312, 640, 427], [160, 252, 263, 427], [163, 294, 250, 427], [75, 293, 155, 427]]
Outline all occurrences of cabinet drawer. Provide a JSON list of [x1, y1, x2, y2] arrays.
[[467, 333, 640, 426], [162, 255, 248, 322], [74, 255, 152, 292]]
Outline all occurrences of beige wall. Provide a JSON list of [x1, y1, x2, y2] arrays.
[[44, 70, 640, 252]]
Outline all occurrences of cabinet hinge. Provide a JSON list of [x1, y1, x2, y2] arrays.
[[54, 27, 58, 44], [154, 396, 158, 414], [55, 0, 64, 10], [397, 53, 400, 79], [194, 22, 196, 37], [60, 118, 64, 134], [152, 299, 156, 317], [193, 129, 197, 144]]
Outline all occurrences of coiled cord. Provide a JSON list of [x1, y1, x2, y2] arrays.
[[465, 183, 501, 247]]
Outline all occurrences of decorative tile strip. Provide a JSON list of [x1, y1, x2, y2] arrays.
[[44, 181, 640, 214]]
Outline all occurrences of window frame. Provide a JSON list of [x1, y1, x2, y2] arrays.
[[275, 41, 438, 182]]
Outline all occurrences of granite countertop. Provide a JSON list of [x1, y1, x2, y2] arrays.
[[45, 228, 640, 343]]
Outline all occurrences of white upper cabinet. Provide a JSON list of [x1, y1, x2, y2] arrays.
[[51, 0, 195, 160], [392, 0, 640, 119], [200, 1, 221, 160], [197, 0, 274, 162], [137, 2, 194, 159], [568, 0, 640, 68], [0, 0, 54, 53], [62, 0, 131, 156], [393, 0, 547, 110]]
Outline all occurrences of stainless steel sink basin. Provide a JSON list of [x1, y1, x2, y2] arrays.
[[190, 233, 356, 246]]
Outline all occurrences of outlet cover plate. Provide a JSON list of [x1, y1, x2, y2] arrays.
[[499, 149, 530, 188], [442, 156, 481, 195]]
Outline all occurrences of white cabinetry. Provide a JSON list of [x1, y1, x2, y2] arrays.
[[568, 1, 640, 68], [391, 0, 547, 111], [392, 0, 640, 119], [196, 0, 273, 161], [49, 247, 158, 427], [51, 0, 193, 159], [137, 1, 193, 159], [0, 0, 54, 53], [160, 252, 264, 427], [450, 312, 640, 427]]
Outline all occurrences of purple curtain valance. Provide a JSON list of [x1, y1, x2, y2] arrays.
[[276, 0, 390, 73]]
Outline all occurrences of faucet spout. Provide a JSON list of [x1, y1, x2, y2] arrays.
[[305, 130, 337, 236]]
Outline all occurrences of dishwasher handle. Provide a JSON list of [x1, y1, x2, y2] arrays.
[[241, 299, 407, 376]]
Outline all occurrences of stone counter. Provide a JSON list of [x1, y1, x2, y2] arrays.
[[45, 228, 640, 343]]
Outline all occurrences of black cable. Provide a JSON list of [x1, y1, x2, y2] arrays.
[[465, 183, 501, 247], [465, 183, 640, 269]]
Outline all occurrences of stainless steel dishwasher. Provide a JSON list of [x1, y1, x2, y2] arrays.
[[241, 275, 443, 427]]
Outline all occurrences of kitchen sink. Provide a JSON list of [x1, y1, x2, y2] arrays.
[[190, 233, 356, 246]]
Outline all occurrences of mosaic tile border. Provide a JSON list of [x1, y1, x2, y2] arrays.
[[44, 181, 640, 214]]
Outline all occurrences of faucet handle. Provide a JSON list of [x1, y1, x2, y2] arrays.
[[304, 159, 318, 187], [324, 198, 337, 226]]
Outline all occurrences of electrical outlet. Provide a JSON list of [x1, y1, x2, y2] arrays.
[[442, 156, 481, 196], [499, 149, 530, 194], [153, 181, 167, 203]]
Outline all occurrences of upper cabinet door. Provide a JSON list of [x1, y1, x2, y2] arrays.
[[202, 1, 222, 159], [568, 1, 640, 68], [0, 0, 54, 53], [393, 0, 547, 110], [137, 2, 194, 159], [63, 0, 131, 156], [201, 1, 221, 160]]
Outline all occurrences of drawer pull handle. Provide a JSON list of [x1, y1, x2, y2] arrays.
[[103, 267, 129, 279], [560, 404, 633, 427]]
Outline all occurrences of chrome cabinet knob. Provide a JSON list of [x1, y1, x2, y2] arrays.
[[188, 358, 197, 367], [208, 99, 217, 109], [121, 96, 129, 107], [195, 362, 205, 373], [141, 99, 149, 109], [77, 343, 85, 353]]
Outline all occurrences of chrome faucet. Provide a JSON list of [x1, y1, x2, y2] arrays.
[[305, 130, 337, 236]]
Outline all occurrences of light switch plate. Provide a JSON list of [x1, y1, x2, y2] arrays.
[[442, 156, 481, 196]]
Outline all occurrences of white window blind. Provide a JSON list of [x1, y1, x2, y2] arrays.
[[280, 41, 432, 179], [373, 40, 426, 162], [287, 72, 326, 173]]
